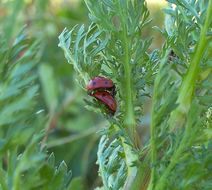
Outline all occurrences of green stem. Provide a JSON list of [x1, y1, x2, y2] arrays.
[[155, 120, 193, 190], [116, 0, 136, 141], [148, 109, 157, 190], [113, 125, 138, 190], [122, 31, 136, 137], [148, 52, 170, 190], [130, 150, 151, 190], [121, 19, 140, 190], [169, 0, 212, 129], [116, 2, 139, 188], [122, 140, 138, 190], [47, 125, 100, 148], [149, 105, 157, 189]]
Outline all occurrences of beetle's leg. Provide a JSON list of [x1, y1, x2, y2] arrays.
[[111, 85, 116, 97], [87, 90, 93, 96]]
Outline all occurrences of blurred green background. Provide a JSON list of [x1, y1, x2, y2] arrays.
[[0, 0, 166, 189]]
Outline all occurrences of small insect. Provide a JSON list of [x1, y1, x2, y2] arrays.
[[86, 76, 115, 92], [90, 91, 117, 114]]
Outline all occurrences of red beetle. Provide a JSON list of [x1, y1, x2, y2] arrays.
[[90, 91, 117, 113], [86, 76, 114, 91]]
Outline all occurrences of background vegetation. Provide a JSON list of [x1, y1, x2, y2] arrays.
[[0, 0, 211, 190]]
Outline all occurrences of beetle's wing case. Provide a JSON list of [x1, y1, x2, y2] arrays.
[[86, 76, 114, 91], [90, 91, 117, 113]]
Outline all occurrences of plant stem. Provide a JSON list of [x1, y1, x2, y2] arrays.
[[155, 111, 195, 190], [148, 107, 157, 190], [116, 2, 138, 188], [122, 30, 136, 139], [155, 130, 190, 190], [130, 150, 151, 190], [116, 0, 136, 141], [122, 140, 138, 190], [168, 0, 212, 130], [47, 125, 100, 148], [121, 22, 139, 190], [148, 52, 169, 190]]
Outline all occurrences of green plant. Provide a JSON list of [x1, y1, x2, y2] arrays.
[[59, 0, 212, 189], [0, 0, 81, 188], [0, 27, 76, 189], [1, 0, 100, 189]]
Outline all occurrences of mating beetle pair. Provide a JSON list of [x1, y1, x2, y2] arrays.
[[86, 76, 117, 114]]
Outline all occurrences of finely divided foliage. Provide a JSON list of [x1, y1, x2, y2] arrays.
[[97, 135, 127, 189], [59, 0, 211, 189], [0, 31, 72, 189], [149, 1, 212, 190]]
